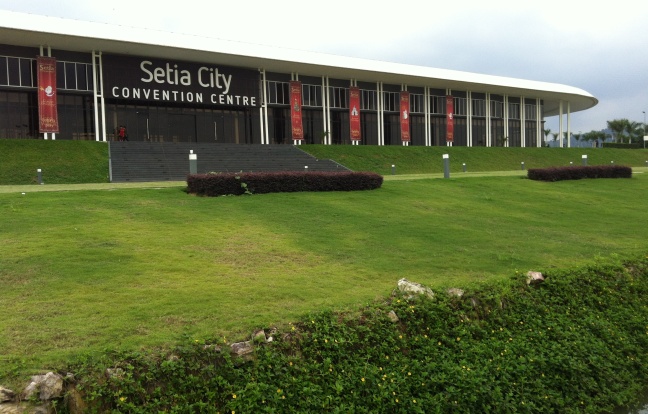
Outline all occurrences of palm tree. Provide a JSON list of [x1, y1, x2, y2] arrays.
[[543, 128, 552, 145], [607, 119, 629, 143], [625, 121, 643, 143]]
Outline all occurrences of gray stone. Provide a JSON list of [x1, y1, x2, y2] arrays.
[[23, 372, 63, 401], [252, 329, 267, 344], [526, 271, 545, 285], [447, 288, 465, 298], [230, 341, 254, 357], [387, 310, 399, 322], [0, 387, 14, 403], [397, 278, 435, 299]]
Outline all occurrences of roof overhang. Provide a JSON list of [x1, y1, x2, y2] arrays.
[[0, 10, 597, 116]]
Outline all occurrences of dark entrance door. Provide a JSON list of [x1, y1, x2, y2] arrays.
[[168, 113, 196, 143]]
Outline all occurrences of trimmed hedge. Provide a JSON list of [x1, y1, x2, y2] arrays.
[[602, 142, 643, 149], [527, 165, 632, 182], [186, 171, 383, 196]]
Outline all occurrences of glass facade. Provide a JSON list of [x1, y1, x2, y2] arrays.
[[0, 44, 546, 146]]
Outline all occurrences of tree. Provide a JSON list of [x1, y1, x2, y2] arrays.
[[607, 119, 629, 143], [625, 121, 643, 143], [543, 128, 552, 145]]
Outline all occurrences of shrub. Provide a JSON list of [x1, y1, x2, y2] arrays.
[[527, 165, 632, 181], [186, 171, 384, 196], [69, 254, 648, 413]]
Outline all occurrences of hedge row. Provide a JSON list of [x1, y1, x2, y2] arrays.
[[527, 165, 632, 181], [602, 143, 643, 149], [186, 171, 384, 196]]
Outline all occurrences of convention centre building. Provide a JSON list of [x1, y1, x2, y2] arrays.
[[0, 10, 597, 148]]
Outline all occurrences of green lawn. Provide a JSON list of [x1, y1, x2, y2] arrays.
[[2, 173, 647, 382]]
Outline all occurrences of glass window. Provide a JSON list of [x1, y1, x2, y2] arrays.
[[430, 95, 445, 114], [7, 57, 20, 86], [472, 99, 486, 117], [19, 58, 33, 87], [525, 104, 536, 120], [410, 93, 424, 114], [0, 57, 7, 85], [76, 63, 88, 90], [302, 84, 321, 107], [509, 103, 520, 119], [361, 89, 376, 110], [329, 86, 348, 109], [491, 101, 503, 118], [65, 62, 77, 90], [383, 92, 399, 112]]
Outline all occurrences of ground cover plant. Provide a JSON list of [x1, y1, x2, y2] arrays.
[[2, 173, 648, 394], [69, 254, 648, 413]]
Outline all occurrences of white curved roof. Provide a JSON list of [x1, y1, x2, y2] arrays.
[[0, 10, 597, 116]]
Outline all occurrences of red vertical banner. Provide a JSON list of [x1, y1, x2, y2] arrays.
[[400, 91, 410, 142], [446, 95, 454, 143], [349, 87, 361, 141], [37, 56, 59, 133], [290, 81, 304, 141]]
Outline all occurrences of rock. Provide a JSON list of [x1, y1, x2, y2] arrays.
[[447, 288, 464, 298], [252, 329, 267, 344], [397, 278, 435, 299], [0, 387, 14, 402], [387, 310, 399, 322], [526, 271, 545, 285], [23, 372, 63, 401], [230, 341, 254, 357]]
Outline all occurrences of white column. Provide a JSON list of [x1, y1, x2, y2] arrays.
[[520, 96, 526, 148], [467, 91, 472, 147], [559, 100, 564, 148], [424, 86, 430, 146], [377, 82, 384, 146], [536, 98, 542, 147], [567, 101, 571, 148], [485, 93, 491, 147], [503, 95, 509, 147]]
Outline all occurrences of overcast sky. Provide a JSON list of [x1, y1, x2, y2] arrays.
[[2, 0, 648, 134]]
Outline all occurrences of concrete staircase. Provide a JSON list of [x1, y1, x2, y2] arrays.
[[109, 142, 349, 182]]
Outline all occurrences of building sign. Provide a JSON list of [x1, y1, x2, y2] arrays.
[[290, 81, 304, 140], [446, 95, 454, 143], [102, 55, 258, 107], [349, 87, 361, 141], [400, 91, 410, 142], [37, 56, 59, 133]]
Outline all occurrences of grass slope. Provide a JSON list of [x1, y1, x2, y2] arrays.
[[301, 145, 648, 175], [0, 140, 109, 185], [1, 174, 648, 385]]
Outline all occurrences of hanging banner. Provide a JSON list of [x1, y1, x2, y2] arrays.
[[400, 91, 410, 142], [349, 87, 361, 141], [37, 56, 59, 133], [446, 95, 454, 143], [290, 81, 304, 140]]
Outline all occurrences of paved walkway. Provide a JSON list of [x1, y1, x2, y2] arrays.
[[1, 168, 645, 194]]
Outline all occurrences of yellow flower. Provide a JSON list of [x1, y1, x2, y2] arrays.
[[361, 378, 365, 382], [119, 397, 126, 402], [277, 389, 282, 394], [456, 337, 461, 341], [232, 394, 237, 399]]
